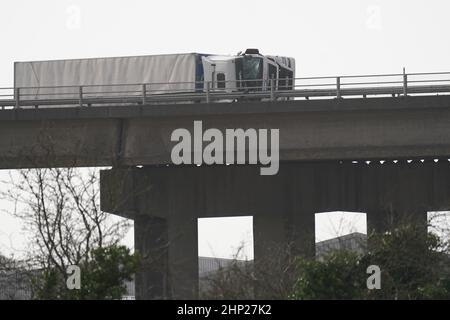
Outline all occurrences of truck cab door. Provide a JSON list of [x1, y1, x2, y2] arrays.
[[201, 56, 236, 92], [202, 56, 215, 91]]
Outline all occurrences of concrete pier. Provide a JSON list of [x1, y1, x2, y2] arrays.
[[100, 160, 450, 299]]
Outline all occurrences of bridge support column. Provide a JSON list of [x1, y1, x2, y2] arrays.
[[366, 207, 428, 234], [360, 161, 432, 236], [134, 215, 168, 299], [100, 168, 199, 300], [252, 206, 315, 299], [253, 211, 315, 259], [134, 213, 199, 300]]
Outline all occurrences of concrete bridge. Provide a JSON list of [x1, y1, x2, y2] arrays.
[[2, 94, 450, 298]]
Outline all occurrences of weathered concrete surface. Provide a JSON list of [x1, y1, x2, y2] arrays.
[[133, 214, 198, 300], [2, 95, 450, 169], [101, 161, 450, 220], [100, 160, 450, 299]]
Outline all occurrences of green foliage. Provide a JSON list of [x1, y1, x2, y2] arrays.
[[32, 269, 62, 300], [291, 251, 366, 300], [33, 245, 140, 300], [362, 224, 449, 299], [292, 224, 450, 300], [72, 245, 140, 300]]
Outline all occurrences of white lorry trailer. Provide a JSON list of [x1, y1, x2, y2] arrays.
[[14, 49, 295, 103]]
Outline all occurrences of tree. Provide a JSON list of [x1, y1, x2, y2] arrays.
[[291, 222, 450, 300], [0, 167, 135, 299], [0, 253, 33, 299], [291, 251, 366, 300], [202, 219, 450, 300], [33, 245, 140, 300], [200, 242, 301, 300], [76, 245, 140, 300], [362, 224, 450, 299]]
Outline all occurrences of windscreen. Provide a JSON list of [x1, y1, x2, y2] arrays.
[[236, 56, 263, 90]]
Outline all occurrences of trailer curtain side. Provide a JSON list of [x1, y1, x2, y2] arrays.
[[14, 53, 198, 100]]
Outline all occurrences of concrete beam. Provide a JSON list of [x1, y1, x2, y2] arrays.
[[2, 95, 450, 169], [101, 161, 450, 218]]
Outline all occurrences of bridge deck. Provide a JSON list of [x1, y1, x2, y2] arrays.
[[1, 95, 450, 169]]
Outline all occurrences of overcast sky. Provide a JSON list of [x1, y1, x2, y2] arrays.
[[1, 0, 450, 259]]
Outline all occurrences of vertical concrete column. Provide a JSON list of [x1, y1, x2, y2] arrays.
[[252, 173, 291, 267], [252, 207, 315, 299], [134, 213, 199, 300], [253, 213, 285, 262], [252, 164, 316, 262], [366, 208, 393, 234], [252, 164, 316, 299], [253, 210, 315, 259], [167, 214, 199, 299], [290, 164, 317, 258], [253, 212, 287, 299], [366, 208, 428, 233], [134, 215, 168, 300], [364, 161, 430, 235], [101, 167, 200, 300], [290, 209, 316, 257]]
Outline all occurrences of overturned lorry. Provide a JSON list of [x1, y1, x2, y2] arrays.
[[14, 49, 295, 103]]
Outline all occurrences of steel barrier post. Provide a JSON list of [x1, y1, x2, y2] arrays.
[[15, 88, 20, 109], [270, 78, 275, 101], [206, 82, 210, 103], [79, 86, 83, 107], [142, 84, 147, 105], [403, 72, 408, 97], [336, 77, 341, 99]]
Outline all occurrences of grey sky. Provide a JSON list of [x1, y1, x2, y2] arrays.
[[1, 0, 450, 259]]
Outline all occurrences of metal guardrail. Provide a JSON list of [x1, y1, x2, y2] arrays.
[[1, 71, 450, 109]]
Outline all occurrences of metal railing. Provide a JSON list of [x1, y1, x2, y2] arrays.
[[1, 71, 450, 110]]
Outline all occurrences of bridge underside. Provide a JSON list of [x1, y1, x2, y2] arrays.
[[101, 160, 450, 299]]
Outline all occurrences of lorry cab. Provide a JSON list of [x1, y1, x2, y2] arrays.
[[202, 49, 294, 94]]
